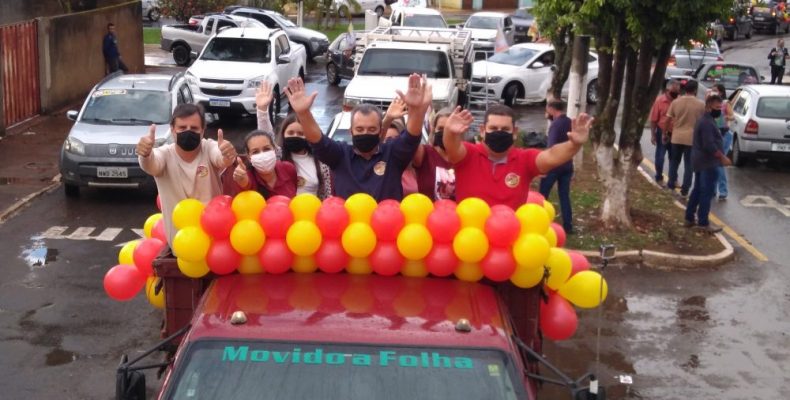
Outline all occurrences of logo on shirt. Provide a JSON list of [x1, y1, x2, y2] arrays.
[[504, 172, 521, 189], [296, 176, 306, 188], [196, 165, 209, 178], [373, 161, 387, 176]]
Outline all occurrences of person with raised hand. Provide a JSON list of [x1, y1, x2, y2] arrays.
[[138, 103, 236, 246], [277, 113, 334, 199], [221, 130, 297, 199], [285, 74, 430, 201]]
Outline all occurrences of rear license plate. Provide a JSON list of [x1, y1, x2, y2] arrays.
[[754, 16, 765, 21], [771, 143, 790, 152], [209, 98, 231, 107], [97, 166, 128, 178]]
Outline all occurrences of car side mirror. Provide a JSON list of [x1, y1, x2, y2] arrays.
[[66, 110, 78, 121], [277, 54, 291, 64], [760, 75, 766, 81], [531, 61, 545, 69]]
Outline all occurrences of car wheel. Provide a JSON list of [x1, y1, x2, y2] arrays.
[[587, 79, 599, 104], [303, 44, 313, 61], [172, 44, 191, 67], [148, 8, 161, 22], [775, 23, 782, 35], [502, 83, 520, 107], [327, 62, 341, 85], [732, 136, 747, 167], [375, 6, 385, 18], [64, 183, 79, 197]]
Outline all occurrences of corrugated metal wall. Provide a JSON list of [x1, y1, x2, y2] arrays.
[[1, 20, 40, 128]]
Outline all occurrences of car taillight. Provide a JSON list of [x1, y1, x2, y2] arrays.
[[729, 17, 735, 23], [668, 55, 676, 66], [717, 56, 724, 61], [744, 119, 759, 135], [772, 11, 776, 17]]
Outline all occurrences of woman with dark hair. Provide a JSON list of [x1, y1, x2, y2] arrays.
[[278, 113, 334, 199], [413, 107, 455, 200], [222, 129, 297, 199]]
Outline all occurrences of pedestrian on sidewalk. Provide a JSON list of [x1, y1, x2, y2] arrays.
[[710, 84, 734, 200], [665, 79, 705, 197], [685, 95, 731, 233], [648, 80, 679, 183], [539, 100, 574, 234], [103, 23, 128, 74], [768, 39, 788, 85]]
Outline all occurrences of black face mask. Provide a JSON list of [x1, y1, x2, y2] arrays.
[[709, 109, 722, 119], [352, 133, 380, 153], [669, 91, 679, 99], [433, 131, 444, 149], [176, 130, 201, 151], [484, 130, 514, 153], [283, 136, 309, 153]]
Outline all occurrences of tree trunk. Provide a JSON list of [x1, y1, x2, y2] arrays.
[[548, 26, 574, 101]]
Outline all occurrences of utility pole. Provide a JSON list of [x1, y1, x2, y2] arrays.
[[297, 0, 304, 27], [567, 35, 590, 170]]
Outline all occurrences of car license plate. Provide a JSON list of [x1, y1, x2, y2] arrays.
[[754, 16, 764, 21], [209, 98, 231, 107], [771, 143, 790, 152], [97, 166, 128, 178]]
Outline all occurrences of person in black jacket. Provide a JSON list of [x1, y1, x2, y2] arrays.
[[103, 23, 128, 74], [768, 39, 788, 84], [685, 95, 731, 233]]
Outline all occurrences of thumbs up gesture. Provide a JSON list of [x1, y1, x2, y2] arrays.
[[217, 129, 237, 166], [232, 156, 250, 188], [137, 124, 156, 157]]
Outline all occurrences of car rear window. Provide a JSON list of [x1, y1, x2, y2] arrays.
[[756, 97, 790, 119], [201, 38, 271, 63]]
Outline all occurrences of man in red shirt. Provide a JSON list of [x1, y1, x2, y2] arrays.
[[443, 104, 592, 210], [648, 80, 679, 183]]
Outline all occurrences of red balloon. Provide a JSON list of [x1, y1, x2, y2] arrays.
[[268, 195, 291, 206], [378, 199, 400, 209], [259, 203, 294, 239], [527, 191, 546, 205], [209, 195, 233, 208], [540, 292, 578, 340], [259, 239, 294, 274], [322, 196, 345, 207], [485, 206, 521, 247], [104, 264, 146, 301], [315, 240, 349, 274], [434, 199, 457, 210], [369, 242, 406, 276], [480, 247, 517, 282], [155, 194, 162, 211], [568, 251, 590, 276], [426, 207, 461, 244], [551, 223, 567, 247], [371, 204, 405, 241], [151, 219, 167, 243], [206, 239, 242, 275], [201, 203, 236, 239], [132, 238, 165, 276], [315, 203, 350, 239], [424, 244, 459, 277]]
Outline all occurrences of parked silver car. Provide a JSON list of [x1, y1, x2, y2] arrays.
[[729, 85, 790, 166], [59, 73, 193, 196], [666, 39, 722, 77], [142, 0, 161, 22]]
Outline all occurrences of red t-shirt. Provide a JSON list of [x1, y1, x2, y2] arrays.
[[453, 142, 541, 210], [415, 145, 455, 200]]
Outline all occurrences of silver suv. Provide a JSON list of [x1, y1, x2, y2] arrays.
[[59, 73, 193, 196], [729, 84, 790, 166]]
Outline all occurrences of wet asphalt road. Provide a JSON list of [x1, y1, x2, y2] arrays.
[[1, 33, 790, 399]]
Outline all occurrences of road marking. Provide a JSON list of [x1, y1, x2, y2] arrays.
[[39, 226, 125, 242], [740, 195, 790, 217], [639, 158, 769, 262]]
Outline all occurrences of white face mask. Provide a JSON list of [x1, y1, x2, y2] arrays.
[[250, 150, 276, 172]]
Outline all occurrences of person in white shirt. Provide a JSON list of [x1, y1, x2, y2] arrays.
[[277, 113, 333, 199]]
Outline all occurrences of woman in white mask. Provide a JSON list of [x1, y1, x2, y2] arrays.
[[222, 130, 297, 199]]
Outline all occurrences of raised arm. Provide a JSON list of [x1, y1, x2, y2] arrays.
[[137, 124, 165, 176], [255, 81, 275, 134], [284, 77, 321, 143], [536, 113, 592, 174], [396, 73, 432, 138], [381, 97, 407, 138], [442, 107, 474, 164]]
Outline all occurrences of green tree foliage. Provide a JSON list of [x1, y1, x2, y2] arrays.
[[531, 0, 580, 100], [159, 0, 237, 22]]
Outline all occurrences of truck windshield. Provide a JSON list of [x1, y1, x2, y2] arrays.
[[402, 14, 447, 28], [200, 38, 271, 63], [466, 16, 500, 30], [166, 340, 525, 400], [81, 89, 171, 125], [489, 47, 538, 66], [358, 49, 450, 78]]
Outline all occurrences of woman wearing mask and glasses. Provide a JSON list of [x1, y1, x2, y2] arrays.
[[222, 129, 297, 199], [278, 113, 334, 199]]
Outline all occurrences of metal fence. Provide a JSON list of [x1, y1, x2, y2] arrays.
[[1, 20, 40, 128]]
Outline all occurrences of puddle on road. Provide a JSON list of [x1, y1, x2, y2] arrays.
[[45, 348, 77, 366], [20, 241, 59, 267]]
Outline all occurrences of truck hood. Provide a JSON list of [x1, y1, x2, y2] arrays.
[[345, 75, 455, 101], [69, 122, 170, 145], [465, 28, 496, 41], [471, 60, 517, 77], [188, 60, 273, 81]]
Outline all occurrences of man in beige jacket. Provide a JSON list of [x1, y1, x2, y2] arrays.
[[665, 79, 705, 197]]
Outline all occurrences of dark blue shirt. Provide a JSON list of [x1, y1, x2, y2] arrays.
[[691, 113, 723, 172], [546, 114, 573, 173], [103, 33, 120, 59], [312, 131, 421, 201]]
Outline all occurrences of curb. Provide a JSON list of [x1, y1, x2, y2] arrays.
[[0, 175, 61, 224]]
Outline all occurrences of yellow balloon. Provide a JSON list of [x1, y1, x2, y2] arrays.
[[456, 198, 491, 229], [543, 200, 556, 222], [516, 203, 550, 235], [143, 213, 163, 238], [342, 222, 377, 258], [454, 262, 484, 282], [145, 277, 165, 309], [400, 193, 434, 225], [289, 193, 321, 221], [453, 227, 489, 263], [292, 256, 318, 273], [238, 255, 263, 274], [172, 199, 204, 230], [172, 226, 211, 262], [118, 239, 141, 265], [510, 265, 545, 288], [558, 270, 608, 308], [544, 226, 558, 247], [402, 260, 429, 277], [346, 257, 372, 275], [345, 193, 378, 223], [286, 221, 322, 256], [231, 190, 266, 221], [176, 257, 210, 278], [545, 248, 572, 290], [230, 220, 266, 255], [397, 224, 433, 260], [512, 233, 550, 269]]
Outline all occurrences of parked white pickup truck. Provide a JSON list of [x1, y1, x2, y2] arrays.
[[185, 27, 307, 122], [160, 14, 264, 66]]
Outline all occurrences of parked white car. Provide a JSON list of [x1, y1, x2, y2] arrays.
[[462, 11, 514, 61], [470, 43, 599, 106], [387, 7, 447, 28], [335, 0, 388, 18], [185, 27, 307, 122], [728, 85, 790, 166]]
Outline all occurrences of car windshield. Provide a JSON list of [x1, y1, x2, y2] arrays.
[[702, 65, 760, 90], [756, 97, 790, 119], [466, 16, 500, 29], [201, 38, 271, 63], [166, 340, 524, 400], [358, 49, 450, 78], [403, 14, 447, 28], [271, 13, 296, 27], [81, 89, 170, 125], [489, 47, 538, 66], [514, 9, 532, 18]]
